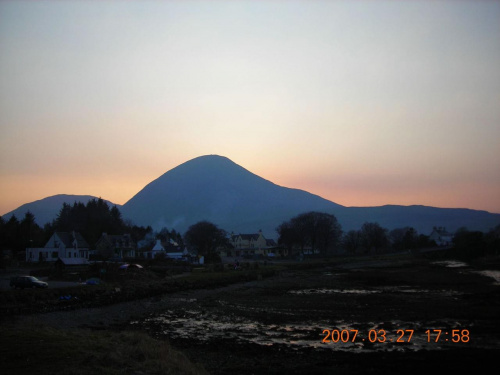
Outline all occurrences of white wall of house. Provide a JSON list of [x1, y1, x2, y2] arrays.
[[26, 232, 89, 262], [142, 239, 165, 259], [26, 248, 60, 262]]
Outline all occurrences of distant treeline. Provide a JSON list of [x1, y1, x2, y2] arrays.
[[275, 211, 500, 259], [276, 211, 436, 255], [0, 198, 152, 259], [1, 201, 499, 264]]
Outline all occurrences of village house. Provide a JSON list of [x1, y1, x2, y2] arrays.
[[95, 233, 136, 260], [429, 227, 454, 246], [224, 230, 277, 258], [141, 239, 164, 259], [140, 239, 194, 262], [26, 231, 90, 263]]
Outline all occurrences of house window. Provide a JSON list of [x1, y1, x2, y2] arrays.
[[68, 252, 71, 258], [52, 252, 58, 258]]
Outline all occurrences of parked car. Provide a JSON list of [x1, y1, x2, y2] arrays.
[[10, 276, 48, 289]]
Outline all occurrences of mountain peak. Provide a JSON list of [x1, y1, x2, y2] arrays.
[[175, 154, 241, 170], [121, 154, 340, 234], [190, 154, 232, 162], [154, 155, 260, 187], [4, 155, 500, 236]]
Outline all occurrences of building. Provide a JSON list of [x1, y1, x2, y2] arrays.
[[429, 227, 454, 246], [142, 239, 166, 259], [26, 231, 90, 263], [141, 239, 189, 260], [226, 230, 277, 258], [95, 233, 136, 260]]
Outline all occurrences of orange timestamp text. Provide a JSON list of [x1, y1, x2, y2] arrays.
[[321, 329, 470, 344]]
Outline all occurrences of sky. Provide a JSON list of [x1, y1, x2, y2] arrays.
[[1, 0, 499, 216]]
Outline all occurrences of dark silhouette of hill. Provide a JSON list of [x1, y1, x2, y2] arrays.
[[120, 155, 344, 236], [120, 155, 500, 237], [1, 195, 120, 226], [3, 156, 499, 238]]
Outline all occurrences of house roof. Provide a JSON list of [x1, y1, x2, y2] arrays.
[[152, 239, 165, 251], [55, 232, 90, 249], [237, 234, 260, 240], [98, 233, 134, 248]]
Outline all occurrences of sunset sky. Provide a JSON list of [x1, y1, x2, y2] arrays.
[[1, 0, 499, 216]]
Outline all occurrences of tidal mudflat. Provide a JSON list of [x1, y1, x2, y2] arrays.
[[130, 257, 500, 374]]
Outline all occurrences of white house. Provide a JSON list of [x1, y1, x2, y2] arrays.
[[225, 230, 278, 257], [26, 231, 90, 263], [141, 239, 165, 259], [429, 227, 454, 246]]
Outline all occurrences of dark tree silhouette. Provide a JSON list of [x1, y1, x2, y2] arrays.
[[342, 230, 361, 254], [184, 221, 228, 263], [277, 212, 342, 255], [359, 222, 389, 253], [453, 227, 487, 259], [390, 227, 419, 251], [53, 198, 127, 248], [0, 212, 45, 262]]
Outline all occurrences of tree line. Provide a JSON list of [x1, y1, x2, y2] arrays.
[[0, 201, 225, 264], [276, 211, 500, 257], [0, 199, 152, 257], [1, 203, 499, 264]]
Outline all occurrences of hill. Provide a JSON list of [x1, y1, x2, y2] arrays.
[[120, 155, 500, 237], [3, 156, 499, 238], [1, 195, 120, 225], [120, 155, 344, 237]]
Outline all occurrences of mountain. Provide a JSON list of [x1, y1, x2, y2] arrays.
[[339, 205, 500, 237], [121, 155, 344, 237], [1, 195, 120, 226], [121, 155, 500, 238], [3, 156, 499, 238]]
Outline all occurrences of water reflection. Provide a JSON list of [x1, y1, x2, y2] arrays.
[[288, 288, 381, 295], [432, 261, 500, 284], [289, 286, 461, 296], [129, 260, 499, 355], [432, 261, 469, 268], [131, 308, 475, 353], [476, 270, 500, 285]]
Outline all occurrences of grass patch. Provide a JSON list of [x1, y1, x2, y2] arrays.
[[0, 325, 207, 375], [1, 266, 286, 316]]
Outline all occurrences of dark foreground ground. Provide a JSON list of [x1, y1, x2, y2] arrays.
[[131, 257, 500, 374], [3, 255, 500, 374]]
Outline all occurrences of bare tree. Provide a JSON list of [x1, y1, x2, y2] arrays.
[[360, 222, 388, 253], [184, 221, 228, 263], [277, 212, 342, 255], [342, 230, 361, 254]]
